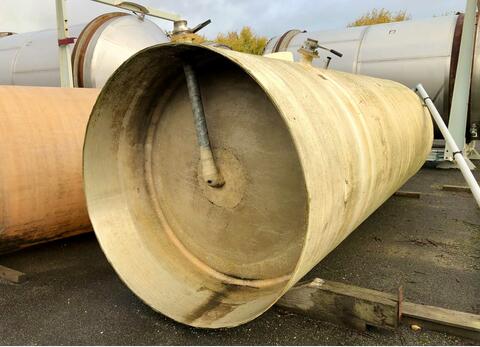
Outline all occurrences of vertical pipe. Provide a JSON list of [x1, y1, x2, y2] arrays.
[[445, 0, 478, 160], [183, 63, 224, 188], [55, 0, 74, 88], [418, 84, 480, 208]]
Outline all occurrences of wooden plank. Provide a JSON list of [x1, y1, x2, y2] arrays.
[[0, 265, 26, 284], [279, 278, 480, 341], [277, 278, 399, 330], [442, 185, 471, 193], [402, 302, 480, 341], [394, 191, 421, 199]]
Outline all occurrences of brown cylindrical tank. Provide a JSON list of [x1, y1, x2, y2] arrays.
[[83, 43, 433, 328], [0, 86, 99, 254]]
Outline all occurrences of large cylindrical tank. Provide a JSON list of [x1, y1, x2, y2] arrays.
[[0, 13, 169, 88], [264, 14, 480, 140], [0, 86, 99, 254], [83, 43, 433, 328]]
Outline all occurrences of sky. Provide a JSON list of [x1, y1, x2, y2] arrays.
[[0, 0, 468, 39]]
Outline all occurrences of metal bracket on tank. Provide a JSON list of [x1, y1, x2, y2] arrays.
[[170, 19, 212, 43], [91, 0, 182, 22], [298, 38, 343, 68]]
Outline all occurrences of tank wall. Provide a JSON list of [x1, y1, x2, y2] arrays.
[[0, 45, 18, 84], [0, 86, 99, 254], [83, 44, 433, 328], [265, 16, 460, 121], [358, 16, 457, 115], [0, 15, 168, 88], [470, 15, 480, 133], [283, 26, 367, 72], [263, 36, 278, 55], [0, 25, 83, 86], [82, 15, 169, 88]]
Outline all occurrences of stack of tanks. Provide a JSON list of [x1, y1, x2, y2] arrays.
[[0, 10, 472, 328], [0, 12, 477, 257]]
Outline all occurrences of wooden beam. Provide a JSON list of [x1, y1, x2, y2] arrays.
[[394, 191, 421, 199], [0, 265, 26, 284], [402, 302, 480, 341], [278, 278, 480, 341], [442, 185, 471, 193], [277, 278, 399, 331]]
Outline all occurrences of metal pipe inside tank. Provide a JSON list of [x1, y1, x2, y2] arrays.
[[183, 62, 224, 188]]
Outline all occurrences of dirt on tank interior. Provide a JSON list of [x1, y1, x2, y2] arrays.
[[146, 58, 308, 281]]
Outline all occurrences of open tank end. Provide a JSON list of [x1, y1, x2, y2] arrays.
[[84, 44, 309, 328], [84, 43, 433, 328]]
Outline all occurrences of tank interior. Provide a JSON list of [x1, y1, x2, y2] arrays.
[[117, 46, 309, 284]]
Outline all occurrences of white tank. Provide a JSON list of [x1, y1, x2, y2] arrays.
[[265, 14, 480, 140], [0, 13, 169, 88], [0, 25, 82, 86]]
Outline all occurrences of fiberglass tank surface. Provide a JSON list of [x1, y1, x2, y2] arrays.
[[83, 43, 433, 328]]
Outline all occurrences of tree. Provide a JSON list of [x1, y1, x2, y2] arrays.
[[348, 8, 411, 27], [216, 27, 267, 55]]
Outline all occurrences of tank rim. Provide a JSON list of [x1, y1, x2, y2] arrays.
[[83, 42, 312, 328]]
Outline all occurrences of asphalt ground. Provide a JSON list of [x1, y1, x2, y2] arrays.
[[0, 167, 479, 345]]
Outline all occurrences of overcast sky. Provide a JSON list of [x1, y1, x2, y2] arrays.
[[0, 0, 468, 39]]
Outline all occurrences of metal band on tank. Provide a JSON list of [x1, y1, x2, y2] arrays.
[[272, 29, 305, 53], [469, 13, 480, 139], [448, 13, 479, 141], [449, 14, 465, 115], [262, 37, 277, 55], [71, 12, 128, 87]]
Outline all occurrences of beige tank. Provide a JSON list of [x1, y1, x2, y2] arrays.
[[0, 86, 99, 254], [83, 43, 433, 328]]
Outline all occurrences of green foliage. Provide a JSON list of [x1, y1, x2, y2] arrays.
[[216, 26, 268, 55], [348, 8, 411, 27]]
